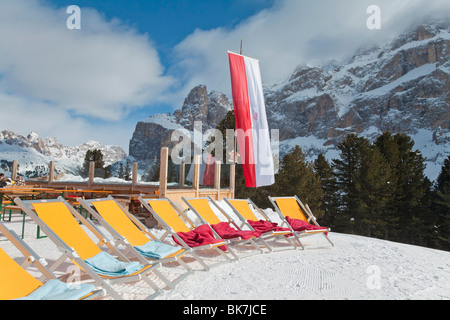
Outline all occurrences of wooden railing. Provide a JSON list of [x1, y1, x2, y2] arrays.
[[7, 147, 236, 204]]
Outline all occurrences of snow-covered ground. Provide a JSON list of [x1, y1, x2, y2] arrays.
[[154, 232, 450, 300], [1, 205, 449, 301]]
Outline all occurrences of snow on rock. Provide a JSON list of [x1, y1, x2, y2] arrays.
[[0, 130, 126, 178], [263, 23, 450, 178], [142, 113, 185, 131]]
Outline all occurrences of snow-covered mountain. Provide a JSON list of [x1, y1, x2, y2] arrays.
[[264, 23, 449, 180], [0, 130, 126, 178], [130, 23, 449, 181]]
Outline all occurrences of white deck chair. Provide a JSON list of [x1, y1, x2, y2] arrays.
[[268, 195, 333, 249]]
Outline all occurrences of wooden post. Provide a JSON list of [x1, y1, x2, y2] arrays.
[[214, 160, 221, 189], [179, 162, 185, 187], [229, 163, 235, 199], [11, 160, 18, 180], [214, 160, 221, 194], [48, 161, 55, 185], [159, 148, 169, 198], [132, 162, 138, 187], [193, 155, 200, 196], [88, 161, 95, 188]]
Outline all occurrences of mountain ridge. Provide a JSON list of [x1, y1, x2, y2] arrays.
[[0, 130, 126, 178]]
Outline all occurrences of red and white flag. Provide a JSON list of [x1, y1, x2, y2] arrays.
[[228, 51, 275, 188]]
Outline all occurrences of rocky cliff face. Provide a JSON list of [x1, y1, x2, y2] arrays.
[[265, 23, 449, 179], [265, 23, 449, 144], [129, 85, 232, 161]]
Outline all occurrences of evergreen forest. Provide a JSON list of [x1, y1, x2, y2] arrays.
[[218, 111, 450, 251]]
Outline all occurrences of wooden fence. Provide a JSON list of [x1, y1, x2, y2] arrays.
[[9, 147, 236, 206]]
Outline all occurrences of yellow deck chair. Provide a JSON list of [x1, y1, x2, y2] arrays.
[[268, 195, 333, 249], [183, 197, 265, 258], [138, 197, 235, 271], [223, 198, 297, 252], [78, 196, 192, 287], [14, 197, 168, 300], [0, 221, 103, 300]]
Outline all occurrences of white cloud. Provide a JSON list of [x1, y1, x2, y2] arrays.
[[0, 92, 132, 148], [0, 0, 173, 122], [168, 0, 450, 105]]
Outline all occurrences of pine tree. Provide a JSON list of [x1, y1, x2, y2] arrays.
[[332, 134, 371, 234], [354, 146, 393, 238], [372, 132, 401, 238], [118, 163, 124, 179], [394, 134, 432, 245], [375, 133, 433, 245], [314, 154, 339, 226], [275, 146, 324, 219], [104, 165, 111, 179], [80, 149, 105, 178], [436, 156, 450, 209], [216, 110, 236, 134], [124, 161, 131, 181], [434, 156, 450, 250]]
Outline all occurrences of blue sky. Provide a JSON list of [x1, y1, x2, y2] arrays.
[[0, 0, 448, 151]]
